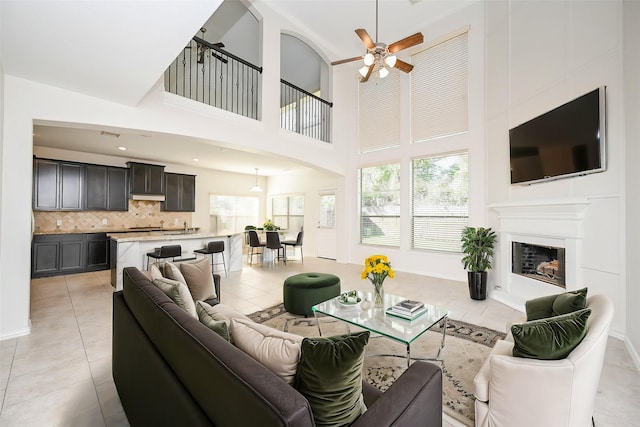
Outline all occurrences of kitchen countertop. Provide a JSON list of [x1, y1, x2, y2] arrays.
[[107, 231, 236, 243]]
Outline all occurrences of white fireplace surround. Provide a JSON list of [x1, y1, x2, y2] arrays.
[[490, 198, 591, 311]]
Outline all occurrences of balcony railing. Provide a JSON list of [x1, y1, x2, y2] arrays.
[[165, 36, 262, 120], [280, 79, 332, 143]]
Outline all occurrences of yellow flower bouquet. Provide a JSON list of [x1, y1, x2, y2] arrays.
[[361, 255, 394, 307]]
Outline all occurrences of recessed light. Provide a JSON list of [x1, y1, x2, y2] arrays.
[[117, 146, 127, 151], [192, 158, 199, 162]]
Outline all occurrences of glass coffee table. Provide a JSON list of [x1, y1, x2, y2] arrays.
[[312, 291, 449, 368]]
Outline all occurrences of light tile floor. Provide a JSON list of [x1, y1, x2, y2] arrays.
[[1, 257, 638, 426]]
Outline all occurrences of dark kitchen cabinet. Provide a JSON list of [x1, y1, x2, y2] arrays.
[[85, 165, 128, 211], [85, 233, 109, 270], [33, 159, 83, 211], [32, 234, 84, 277], [162, 173, 196, 212], [127, 162, 165, 195]]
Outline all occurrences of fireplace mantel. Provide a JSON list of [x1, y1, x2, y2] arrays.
[[490, 198, 590, 239], [489, 198, 591, 310]]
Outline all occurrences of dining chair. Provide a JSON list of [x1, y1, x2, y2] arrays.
[[247, 230, 265, 265], [282, 230, 304, 263], [265, 231, 286, 264]]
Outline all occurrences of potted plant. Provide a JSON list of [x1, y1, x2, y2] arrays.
[[461, 226, 497, 300]]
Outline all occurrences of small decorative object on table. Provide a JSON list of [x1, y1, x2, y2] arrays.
[[263, 219, 279, 231], [338, 290, 362, 305], [361, 255, 394, 308]]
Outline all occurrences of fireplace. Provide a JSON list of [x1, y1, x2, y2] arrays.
[[490, 198, 590, 310], [512, 242, 565, 288]]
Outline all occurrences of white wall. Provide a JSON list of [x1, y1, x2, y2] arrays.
[[624, 0, 640, 365], [485, 0, 626, 336], [335, 2, 486, 281]]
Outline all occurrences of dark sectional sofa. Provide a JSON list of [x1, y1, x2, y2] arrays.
[[112, 266, 443, 426]]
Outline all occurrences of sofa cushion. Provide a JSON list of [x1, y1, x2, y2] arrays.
[[207, 303, 252, 327], [163, 262, 187, 284], [295, 331, 370, 427], [230, 318, 302, 384], [180, 257, 217, 300], [149, 263, 164, 281], [511, 308, 591, 360], [196, 301, 231, 342], [525, 287, 588, 321], [153, 277, 197, 318]]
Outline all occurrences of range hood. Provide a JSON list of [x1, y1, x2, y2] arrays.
[[130, 193, 165, 201]]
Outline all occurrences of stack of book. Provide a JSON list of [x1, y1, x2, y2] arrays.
[[386, 299, 427, 320]]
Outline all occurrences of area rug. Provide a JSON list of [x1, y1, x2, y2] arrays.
[[248, 304, 505, 427]]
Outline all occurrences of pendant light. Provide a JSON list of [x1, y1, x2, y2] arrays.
[[250, 168, 263, 192]]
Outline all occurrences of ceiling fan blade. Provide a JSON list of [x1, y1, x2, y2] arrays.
[[355, 28, 375, 49], [388, 32, 424, 53], [394, 59, 414, 73], [212, 42, 225, 48], [360, 65, 374, 83], [331, 56, 364, 66], [210, 51, 229, 64]]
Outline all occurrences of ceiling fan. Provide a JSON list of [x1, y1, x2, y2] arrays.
[[193, 28, 227, 64], [331, 0, 423, 83]]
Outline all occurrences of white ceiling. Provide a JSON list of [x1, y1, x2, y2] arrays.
[[1, 0, 475, 177]]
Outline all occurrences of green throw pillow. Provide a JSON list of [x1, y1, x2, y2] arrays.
[[294, 331, 370, 427], [525, 287, 588, 321], [196, 301, 231, 342], [512, 308, 591, 360]]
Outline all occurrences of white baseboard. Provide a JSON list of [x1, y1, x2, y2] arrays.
[[624, 336, 640, 371], [0, 324, 30, 341]]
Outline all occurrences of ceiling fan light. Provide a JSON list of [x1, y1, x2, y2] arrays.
[[384, 54, 397, 67], [359, 66, 370, 78], [363, 53, 375, 66], [379, 67, 389, 78]]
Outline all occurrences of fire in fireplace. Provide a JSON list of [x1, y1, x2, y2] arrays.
[[512, 242, 565, 288]]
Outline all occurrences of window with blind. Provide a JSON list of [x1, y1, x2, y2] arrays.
[[210, 195, 259, 235], [411, 31, 468, 143], [359, 163, 400, 247], [319, 194, 336, 228], [412, 152, 468, 252], [272, 195, 304, 232], [358, 71, 401, 153]]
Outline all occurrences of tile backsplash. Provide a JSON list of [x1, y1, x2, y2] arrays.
[[34, 200, 192, 233]]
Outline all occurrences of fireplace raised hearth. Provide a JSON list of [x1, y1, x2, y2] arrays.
[[512, 242, 565, 288]]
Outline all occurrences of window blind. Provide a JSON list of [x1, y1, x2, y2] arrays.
[[272, 195, 304, 231], [359, 163, 401, 247], [411, 152, 468, 252], [210, 195, 259, 235], [358, 72, 401, 153], [411, 31, 469, 143]]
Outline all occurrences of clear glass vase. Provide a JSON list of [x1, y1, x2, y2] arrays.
[[372, 282, 385, 308]]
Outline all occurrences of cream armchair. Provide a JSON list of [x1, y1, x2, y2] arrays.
[[474, 294, 614, 427]]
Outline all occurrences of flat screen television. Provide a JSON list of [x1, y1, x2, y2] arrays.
[[509, 86, 606, 185]]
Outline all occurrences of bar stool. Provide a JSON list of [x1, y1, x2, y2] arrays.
[[194, 241, 227, 277], [146, 245, 182, 270]]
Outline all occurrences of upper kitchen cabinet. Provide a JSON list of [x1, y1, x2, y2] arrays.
[[127, 162, 165, 196], [162, 173, 196, 212], [85, 165, 129, 211], [33, 158, 83, 211]]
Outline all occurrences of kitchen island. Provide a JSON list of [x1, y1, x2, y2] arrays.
[[108, 231, 243, 290]]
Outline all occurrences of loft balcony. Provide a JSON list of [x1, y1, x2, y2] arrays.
[[165, 37, 332, 143]]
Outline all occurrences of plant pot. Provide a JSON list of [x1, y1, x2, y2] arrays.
[[468, 271, 487, 300]]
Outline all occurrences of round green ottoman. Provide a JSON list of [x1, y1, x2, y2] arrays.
[[283, 272, 341, 316]]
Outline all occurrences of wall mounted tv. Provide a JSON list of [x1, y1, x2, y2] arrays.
[[509, 86, 606, 185]]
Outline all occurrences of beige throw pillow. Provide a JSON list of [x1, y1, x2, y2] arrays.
[[152, 277, 197, 318], [230, 318, 303, 384], [148, 263, 164, 282], [180, 257, 217, 300], [208, 303, 252, 327]]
